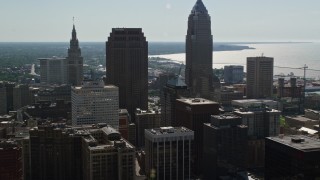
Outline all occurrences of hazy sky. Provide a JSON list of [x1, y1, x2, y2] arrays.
[[1, 0, 320, 42]]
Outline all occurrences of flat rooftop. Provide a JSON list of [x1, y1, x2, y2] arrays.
[[267, 135, 320, 152], [286, 115, 319, 122], [176, 98, 218, 105]]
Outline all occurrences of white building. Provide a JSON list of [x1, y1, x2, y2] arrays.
[[39, 57, 68, 84], [145, 127, 194, 180], [71, 81, 119, 129]]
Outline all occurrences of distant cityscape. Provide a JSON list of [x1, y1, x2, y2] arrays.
[[1, 0, 320, 180]]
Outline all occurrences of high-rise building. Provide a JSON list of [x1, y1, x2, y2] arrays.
[[13, 84, 32, 110], [135, 108, 161, 147], [224, 65, 244, 84], [66, 24, 83, 86], [4, 82, 15, 112], [106, 28, 148, 118], [246, 56, 274, 99], [39, 56, 68, 84], [203, 115, 248, 180], [29, 125, 83, 180], [265, 135, 320, 179], [0, 83, 7, 115], [175, 98, 219, 175], [71, 81, 119, 128], [0, 140, 23, 180], [186, 0, 214, 99], [119, 109, 130, 140], [145, 127, 194, 180], [82, 126, 135, 180], [161, 75, 189, 127]]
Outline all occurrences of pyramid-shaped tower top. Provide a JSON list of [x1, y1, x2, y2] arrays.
[[191, 0, 208, 14]]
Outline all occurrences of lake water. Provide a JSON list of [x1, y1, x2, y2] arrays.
[[150, 43, 320, 79]]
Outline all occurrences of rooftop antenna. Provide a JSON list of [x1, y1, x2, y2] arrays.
[[73, 17, 75, 25]]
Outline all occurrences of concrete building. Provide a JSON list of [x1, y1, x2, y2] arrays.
[[175, 98, 220, 175], [106, 28, 148, 118], [0, 140, 23, 180], [203, 115, 248, 180], [161, 75, 189, 127], [39, 56, 68, 84], [265, 135, 320, 179], [119, 109, 130, 140], [4, 82, 15, 112], [0, 83, 7, 115], [135, 108, 161, 147], [13, 84, 32, 110], [145, 127, 194, 180], [66, 24, 83, 86], [34, 84, 71, 103], [29, 125, 84, 180], [246, 56, 274, 99], [285, 115, 319, 129], [185, 0, 214, 99], [71, 81, 119, 128], [224, 65, 244, 84], [219, 86, 243, 107], [82, 126, 135, 180]]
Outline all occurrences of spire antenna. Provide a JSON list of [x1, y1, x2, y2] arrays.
[[73, 17, 75, 25]]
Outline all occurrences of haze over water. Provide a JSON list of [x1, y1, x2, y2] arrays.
[[150, 43, 320, 79]]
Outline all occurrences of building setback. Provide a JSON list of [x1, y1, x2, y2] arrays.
[[265, 135, 320, 179], [106, 28, 148, 118], [246, 56, 274, 99], [145, 127, 194, 180], [186, 0, 214, 99], [71, 81, 119, 129], [175, 98, 220, 176]]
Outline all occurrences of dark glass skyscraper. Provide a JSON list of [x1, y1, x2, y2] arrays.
[[186, 0, 213, 99], [106, 28, 148, 118], [66, 24, 83, 86]]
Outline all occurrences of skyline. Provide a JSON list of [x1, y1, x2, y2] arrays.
[[0, 0, 320, 42]]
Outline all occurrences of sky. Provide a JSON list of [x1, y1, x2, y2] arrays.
[[0, 0, 320, 42]]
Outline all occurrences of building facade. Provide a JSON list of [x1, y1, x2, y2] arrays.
[[0, 140, 23, 180], [246, 56, 274, 99], [71, 81, 119, 128], [135, 108, 161, 147], [106, 28, 148, 118], [39, 57, 68, 84], [145, 127, 194, 180], [185, 0, 214, 99], [175, 98, 220, 175], [203, 115, 248, 180], [161, 75, 189, 127], [224, 65, 244, 84], [0, 83, 7, 115], [13, 84, 32, 110]]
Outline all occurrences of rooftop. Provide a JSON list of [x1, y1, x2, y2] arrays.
[[267, 135, 320, 152], [177, 98, 218, 105], [191, 0, 208, 14]]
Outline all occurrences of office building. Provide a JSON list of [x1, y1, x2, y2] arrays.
[[145, 127, 194, 180], [175, 98, 219, 175], [265, 135, 320, 179], [135, 108, 161, 147], [161, 75, 189, 127], [4, 82, 15, 112], [224, 65, 244, 84], [0, 83, 7, 115], [106, 28, 148, 118], [119, 109, 130, 140], [0, 140, 23, 180], [34, 84, 71, 103], [66, 24, 83, 86], [82, 126, 135, 180], [71, 81, 119, 128], [203, 115, 248, 180], [13, 84, 32, 110], [219, 86, 243, 107], [39, 56, 68, 84], [186, 0, 214, 99], [29, 125, 83, 180], [246, 56, 274, 99]]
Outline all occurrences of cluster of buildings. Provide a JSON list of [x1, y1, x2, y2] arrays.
[[1, 0, 320, 180]]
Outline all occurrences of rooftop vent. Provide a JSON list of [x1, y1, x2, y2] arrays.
[[291, 137, 305, 143]]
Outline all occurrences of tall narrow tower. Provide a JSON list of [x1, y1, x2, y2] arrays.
[[186, 0, 213, 99], [67, 22, 83, 86]]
